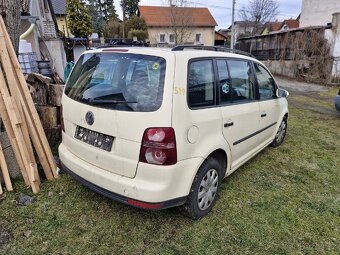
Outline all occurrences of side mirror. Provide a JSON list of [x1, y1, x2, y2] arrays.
[[276, 88, 289, 98]]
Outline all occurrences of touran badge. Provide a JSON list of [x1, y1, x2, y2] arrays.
[[85, 111, 94, 125]]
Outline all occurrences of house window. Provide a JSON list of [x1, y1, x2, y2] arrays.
[[159, 34, 166, 43], [169, 34, 176, 44], [195, 33, 202, 44]]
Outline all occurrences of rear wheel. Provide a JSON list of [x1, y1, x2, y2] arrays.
[[271, 116, 287, 147], [180, 157, 221, 220]]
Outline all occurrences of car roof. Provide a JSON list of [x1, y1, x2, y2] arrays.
[[85, 47, 258, 63]]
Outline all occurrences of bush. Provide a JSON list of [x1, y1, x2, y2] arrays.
[[127, 29, 148, 41], [103, 20, 121, 39]]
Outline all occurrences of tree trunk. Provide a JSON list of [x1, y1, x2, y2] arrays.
[[0, 0, 21, 54]]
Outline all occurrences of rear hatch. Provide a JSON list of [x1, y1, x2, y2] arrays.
[[62, 50, 173, 178]]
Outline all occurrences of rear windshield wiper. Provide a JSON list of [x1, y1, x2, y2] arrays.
[[87, 98, 137, 105]]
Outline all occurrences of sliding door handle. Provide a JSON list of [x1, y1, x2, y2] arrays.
[[224, 122, 234, 127], [261, 113, 267, 118]]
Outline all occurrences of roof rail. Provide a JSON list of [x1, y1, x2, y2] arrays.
[[96, 45, 145, 49], [171, 45, 254, 57]]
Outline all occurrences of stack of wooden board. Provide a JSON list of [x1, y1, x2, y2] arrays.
[[0, 16, 57, 194]]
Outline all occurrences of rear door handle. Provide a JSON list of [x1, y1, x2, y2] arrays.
[[261, 113, 267, 118], [224, 122, 234, 127]]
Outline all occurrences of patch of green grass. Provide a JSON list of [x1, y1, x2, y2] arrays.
[[0, 90, 339, 255], [319, 87, 339, 98]]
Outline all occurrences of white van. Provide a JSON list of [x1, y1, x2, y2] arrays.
[[59, 46, 289, 219]]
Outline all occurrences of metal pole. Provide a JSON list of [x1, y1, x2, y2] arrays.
[[231, 0, 236, 49], [122, 2, 125, 41]]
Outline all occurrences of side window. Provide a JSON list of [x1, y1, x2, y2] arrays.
[[216, 60, 232, 103], [188, 60, 215, 108], [254, 63, 276, 100], [227, 60, 254, 102]]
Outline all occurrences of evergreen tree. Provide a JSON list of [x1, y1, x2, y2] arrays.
[[125, 16, 147, 33], [121, 0, 140, 18], [87, 0, 118, 36], [66, 0, 92, 38]]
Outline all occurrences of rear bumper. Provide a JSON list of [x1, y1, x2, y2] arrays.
[[60, 163, 187, 210], [58, 142, 203, 206]]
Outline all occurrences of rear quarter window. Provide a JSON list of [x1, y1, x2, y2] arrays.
[[187, 59, 215, 108]]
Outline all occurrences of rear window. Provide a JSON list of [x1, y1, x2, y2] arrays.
[[65, 53, 166, 112]]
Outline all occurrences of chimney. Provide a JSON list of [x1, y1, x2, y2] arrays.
[[332, 12, 340, 35]]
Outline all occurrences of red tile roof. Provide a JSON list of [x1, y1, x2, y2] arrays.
[[281, 19, 299, 29], [270, 22, 282, 31], [139, 6, 217, 27]]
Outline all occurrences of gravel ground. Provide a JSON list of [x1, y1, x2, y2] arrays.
[[275, 76, 328, 94], [275, 76, 340, 117]]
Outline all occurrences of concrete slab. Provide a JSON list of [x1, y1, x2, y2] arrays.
[[0, 132, 20, 182]]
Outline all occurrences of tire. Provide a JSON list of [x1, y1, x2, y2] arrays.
[[179, 157, 222, 220], [270, 116, 287, 147]]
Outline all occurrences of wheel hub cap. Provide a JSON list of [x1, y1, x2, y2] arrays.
[[276, 120, 286, 143], [197, 169, 219, 211]]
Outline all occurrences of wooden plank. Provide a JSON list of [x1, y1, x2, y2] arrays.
[[3, 95, 40, 192], [0, 69, 29, 186], [0, 23, 53, 181], [0, 66, 40, 193], [1, 43, 39, 182], [0, 17, 57, 179], [0, 141, 13, 191], [0, 31, 39, 182]]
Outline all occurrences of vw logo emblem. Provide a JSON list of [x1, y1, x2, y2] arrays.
[[85, 111, 94, 125]]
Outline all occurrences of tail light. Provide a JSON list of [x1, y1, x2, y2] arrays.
[[60, 104, 65, 132], [139, 128, 177, 165]]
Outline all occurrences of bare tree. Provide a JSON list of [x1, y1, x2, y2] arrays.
[[0, 0, 21, 54], [168, 0, 193, 45], [239, 0, 279, 35]]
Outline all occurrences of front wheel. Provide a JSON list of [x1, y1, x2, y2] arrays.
[[179, 157, 222, 220], [271, 117, 287, 147]]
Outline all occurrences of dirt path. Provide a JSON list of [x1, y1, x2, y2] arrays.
[[275, 76, 340, 117], [275, 76, 328, 94]]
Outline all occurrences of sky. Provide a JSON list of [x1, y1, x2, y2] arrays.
[[114, 0, 302, 29]]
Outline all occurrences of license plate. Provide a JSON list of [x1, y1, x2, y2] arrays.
[[75, 126, 114, 152]]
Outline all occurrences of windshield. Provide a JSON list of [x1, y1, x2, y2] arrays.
[[65, 53, 166, 112]]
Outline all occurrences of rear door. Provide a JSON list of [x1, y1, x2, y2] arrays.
[[218, 59, 260, 169], [62, 51, 172, 178], [253, 62, 281, 145]]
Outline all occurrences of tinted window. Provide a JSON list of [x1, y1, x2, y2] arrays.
[[65, 53, 166, 112], [227, 60, 254, 101], [188, 60, 215, 107], [254, 63, 276, 100], [217, 60, 232, 103]]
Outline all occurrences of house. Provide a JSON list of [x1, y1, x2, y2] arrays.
[[138, 5, 217, 46], [236, 12, 340, 81], [51, 0, 71, 37], [20, 0, 66, 80], [215, 30, 229, 46], [300, 0, 340, 27], [280, 19, 299, 31], [217, 28, 231, 38], [261, 21, 282, 35], [228, 21, 256, 36], [227, 21, 256, 45]]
